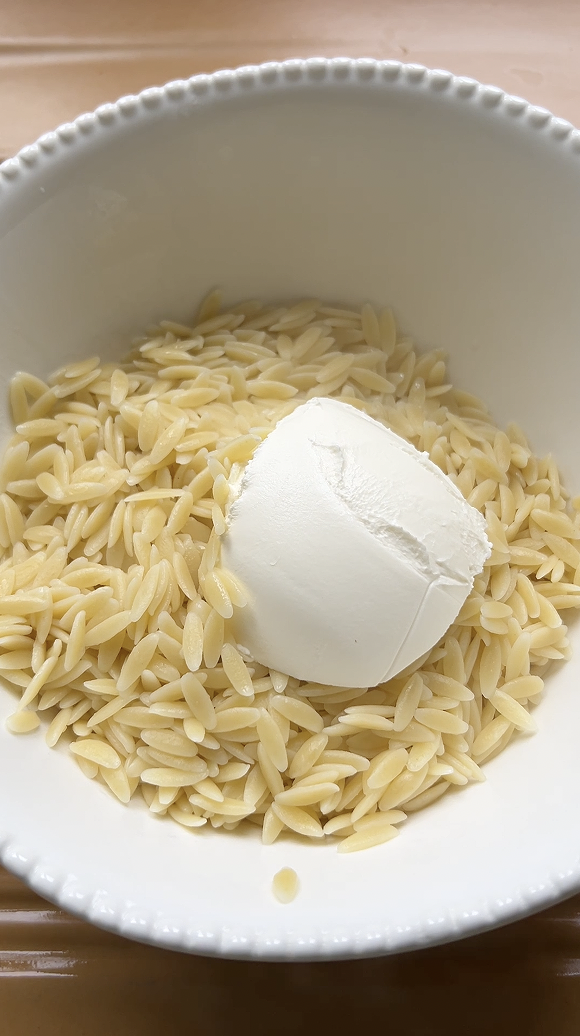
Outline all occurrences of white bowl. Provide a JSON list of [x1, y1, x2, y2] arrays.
[[1, 58, 580, 960]]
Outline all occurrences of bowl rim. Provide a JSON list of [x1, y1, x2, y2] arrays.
[[1, 56, 580, 961], [1, 55, 580, 187]]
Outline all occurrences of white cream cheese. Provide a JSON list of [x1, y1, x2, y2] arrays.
[[221, 398, 491, 688]]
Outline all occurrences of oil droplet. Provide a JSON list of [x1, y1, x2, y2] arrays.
[[272, 867, 299, 904]]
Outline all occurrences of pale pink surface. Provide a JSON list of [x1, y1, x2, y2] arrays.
[[1, 0, 579, 157]]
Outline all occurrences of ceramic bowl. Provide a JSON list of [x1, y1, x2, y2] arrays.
[[1, 59, 580, 960]]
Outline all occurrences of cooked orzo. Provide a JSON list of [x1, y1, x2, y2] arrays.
[[1, 290, 578, 853]]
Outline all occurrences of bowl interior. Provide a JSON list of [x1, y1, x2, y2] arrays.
[[1, 67, 580, 957]]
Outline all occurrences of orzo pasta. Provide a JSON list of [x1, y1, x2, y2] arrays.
[[1, 291, 578, 852]]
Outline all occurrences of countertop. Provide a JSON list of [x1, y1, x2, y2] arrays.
[[1, 1, 580, 1033]]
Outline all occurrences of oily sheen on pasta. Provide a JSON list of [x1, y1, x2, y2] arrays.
[[1, 291, 579, 853]]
